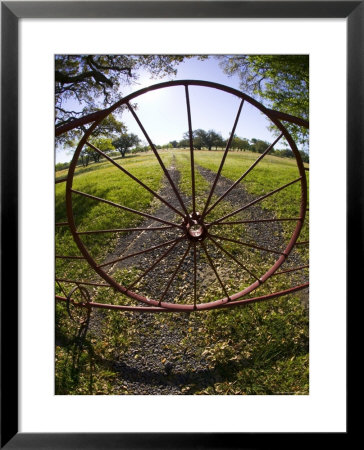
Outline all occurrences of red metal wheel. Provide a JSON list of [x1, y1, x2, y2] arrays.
[[59, 80, 308, 312]]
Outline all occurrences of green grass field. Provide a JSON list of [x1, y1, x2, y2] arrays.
[[55, 148, 309, 395]]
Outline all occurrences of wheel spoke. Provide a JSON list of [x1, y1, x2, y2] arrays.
[[272, 264, 309, 276], [56, 278, 110, 287], [185, 85, 196, 214], [204, 133, 283, 217], [207, 234, 260, 281], [126, 238, 183, 291], [201, 99, 244, 218], [127, 102, 189, 216], [208, 176, 302, 225], [201, 241, 230, 301], [207, 217, 301, 227], [85, 141, 185, 218], [193, 242, 197, 309], [56, 280, 68, 298], [71, 189, 183, 229], [98, 236, 184, 268], [208, 233, 285, 256], [77, 283, 90, 305], [158, 242, 191, 305], [294, 241, 309, 246], [77, 225, 174, 235]]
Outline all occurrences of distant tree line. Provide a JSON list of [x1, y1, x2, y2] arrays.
[[56, 126, 309, 172], [168, 129, 309, 162]]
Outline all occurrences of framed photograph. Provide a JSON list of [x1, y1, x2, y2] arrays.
[[1, 1, 356, 447]]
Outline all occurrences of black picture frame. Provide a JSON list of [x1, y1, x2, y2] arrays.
[[1, 1, 356, 448]]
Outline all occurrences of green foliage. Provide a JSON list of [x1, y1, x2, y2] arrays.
[[169, 140, 178, 148], [231, 136, 250, 151], [112, 133, 141, 158], [86, 137, 116, 163], [250, 138, 271, 153], [55, 162, 69, 172], [219, 55, 309, 148], [177, 294, 308, 395], [182, 129, 225, 150], [55, 301, 131, 395]]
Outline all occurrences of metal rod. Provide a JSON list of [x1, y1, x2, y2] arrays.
[[208, 233, 284, 255], [76, 282, 90, 305], [77, 225, 174, 235], [267, 109, 309, 129], [126, 238, 182, 291], [55, 281, 309, 313], [207, 217, 301, 227], [201, 241, 230, 301], [85, 141, 185, 218], [55, 222, 69, 227], [56, 280, 68, 298], [209, 176, 302, 225], [71, 189, 183, 229], [272, 264, 309, 276], [127, 102, 189, 216], [158, 243, 191, 305], [185, 85, 196, 215], [295, 241, 309, 246], [201, 99, 244, 218], [204, 133, 283, 217], [56, 278, 110, 287], [207, 234, 260, 281], [98, 236, 184, 268], [193, 242, 197, 309], [55, 80, 309, 137]]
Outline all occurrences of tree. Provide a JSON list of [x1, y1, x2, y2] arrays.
[[55, 55, 200, 142], [55, 162, 69, 172], [86, 137, 115, 163], [205, 130, 224, 150], [112, 133, 141, 158], [250, 138, 270, 154], [193, 129, 207, 150], [231, 136, 250, 151], [182, 129, 206, 150], [183, 129, 225, 150], [218, 55, 309, 148], [169, 140, 178, 148], [178, 138, 189, 149], [80, 149, 90, 167]]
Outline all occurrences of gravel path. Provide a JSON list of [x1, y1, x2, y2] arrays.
[[87, 157, 308, 394]]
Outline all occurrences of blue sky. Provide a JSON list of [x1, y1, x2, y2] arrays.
[[56, 56, 284, 163]]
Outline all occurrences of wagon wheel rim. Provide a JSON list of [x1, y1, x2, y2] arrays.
[[64, 80, 308, 311]]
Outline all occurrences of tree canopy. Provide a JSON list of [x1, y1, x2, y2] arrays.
[[218, 55, 309, 148], [112, 133, 141, 158], [182, 129, 225, 150], [55, 55, 197, 135]]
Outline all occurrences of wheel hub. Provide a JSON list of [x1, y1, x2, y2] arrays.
[[184, 212, 207, 242]]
